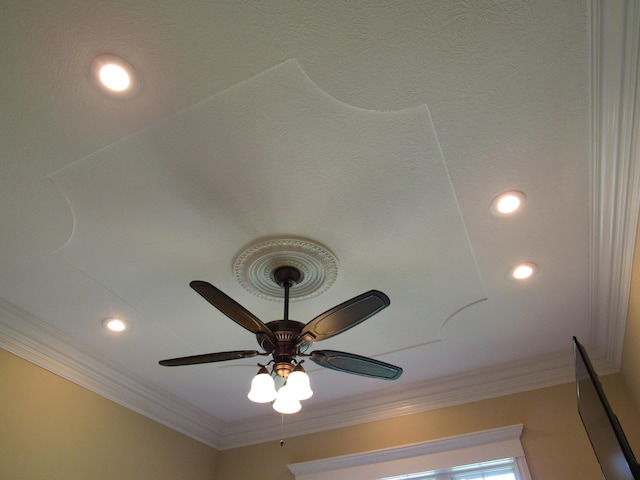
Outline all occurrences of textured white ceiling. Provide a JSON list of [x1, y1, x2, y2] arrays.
[[49, 59, 485, 419], [1, 0, 638, 448]]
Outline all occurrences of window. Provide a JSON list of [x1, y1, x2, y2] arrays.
[[380, 458, 519, 480], [454, 471, 515, 480], [288, 425, 531, 480]]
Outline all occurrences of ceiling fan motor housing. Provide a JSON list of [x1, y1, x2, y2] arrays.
[[265, 319, 307, 377], [273, 265, 301, 287]]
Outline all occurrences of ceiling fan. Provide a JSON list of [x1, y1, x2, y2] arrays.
[[159, 266, 403, 382]]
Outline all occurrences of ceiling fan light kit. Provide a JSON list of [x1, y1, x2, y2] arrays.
[[248, 361, 314, 414], [159, 246, 402, 415], [272, 384, 302, 414], [247, 365, 277, 403], [287, 363, 313, 400]]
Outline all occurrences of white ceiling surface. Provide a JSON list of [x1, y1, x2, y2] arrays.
[[1, 1, 638, 449]]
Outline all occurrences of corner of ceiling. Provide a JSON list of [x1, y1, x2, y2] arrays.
[[0, 298, 224, 449]]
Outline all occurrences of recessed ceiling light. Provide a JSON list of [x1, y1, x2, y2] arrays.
[[491, 191, 526, 216], [102, 317, 129, 332], [99, 64, 130, 91], [90, 54, 140, 97], [510, 262, 537, 280]]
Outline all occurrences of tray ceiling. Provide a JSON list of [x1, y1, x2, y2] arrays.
[[1, 0, 639, 448]]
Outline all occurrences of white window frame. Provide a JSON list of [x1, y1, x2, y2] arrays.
[[380, 457, 518, 479], [287, 424, 532, 480]]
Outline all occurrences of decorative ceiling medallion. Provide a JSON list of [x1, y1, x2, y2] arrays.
[[234, 238, 338, 301]]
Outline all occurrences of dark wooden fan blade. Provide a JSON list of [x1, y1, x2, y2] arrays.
[[309, 350, 402, 380], [159, 350, 258, 366], [190, 281, 276, 342], [299, 290, 390, 343]]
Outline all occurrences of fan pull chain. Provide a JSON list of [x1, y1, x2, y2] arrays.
[[280, 413, 285, 447]]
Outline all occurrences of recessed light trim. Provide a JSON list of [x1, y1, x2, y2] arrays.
[[510, 262, 537, 280], [491, 191, 526, 216], [102, 317, 129, 332], [90, 54, 140, 97]]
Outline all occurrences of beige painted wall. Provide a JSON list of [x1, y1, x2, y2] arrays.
[[0, 348, 217, 480], [622, 216, 640, 412], [216, 376, 640, 480]]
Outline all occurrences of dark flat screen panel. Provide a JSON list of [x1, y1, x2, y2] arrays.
[[574, 337, 639, 480]]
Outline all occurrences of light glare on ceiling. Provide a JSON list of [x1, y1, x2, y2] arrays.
[[511, 263, 537, 280], [491, 191, 526, 216], [498, 195, 520, 213], [103, 318, 128, 332], [99, 64, 131, 91], [90, 54, 139, 96]]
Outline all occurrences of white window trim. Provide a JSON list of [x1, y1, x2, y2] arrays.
[[287, 424, 532, 480]]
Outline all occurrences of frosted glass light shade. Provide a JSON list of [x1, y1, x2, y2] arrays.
[[248, 371, 277, 403], [286, 370, 313, 400], [272, 385, 301, 414]]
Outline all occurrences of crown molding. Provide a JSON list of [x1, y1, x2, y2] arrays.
[[0, 298, 224, 449], [590, 0, 640, 367]]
